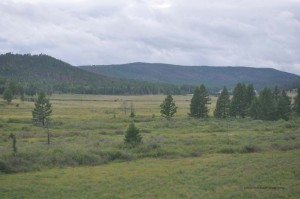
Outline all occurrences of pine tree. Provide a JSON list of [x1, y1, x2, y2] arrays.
[[160, 94, 177, 120], [190, 84, 210, 118], [124, 123, 142, 146], [32, 92, 52, 144], [9, 133, 17, 155], [277, 90, 291, 120], [258, 88, 276, 120], [230, 83, 247, 118], [294, 85, 300, 116], [249, 96, 261, 119], [245, 84, 256, 115], [3, 88, 13, 104], [214, 86, 230, 118], [272, 86, 281, 102]]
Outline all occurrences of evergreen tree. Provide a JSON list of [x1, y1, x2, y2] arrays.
[[277, 90, 291, 120], [9, 133, 17, 155], [294, 85, 300, 116], [32, 92, 52, 144], [230, 83, 247, 118], [249, 96, 261, 119], [258, 88, 276, 120], [160, 94, 177, 120], [124, 123, 142, 146], [3, 88, 13, 104], [6, 81, 17, 96], [214, 86, 230, 118], [245, 84, 256, 115], [272, 86, 281, 102], [130, 102, 135, 117], [190, 84, 210, 118]]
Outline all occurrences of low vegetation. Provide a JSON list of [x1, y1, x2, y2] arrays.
[[0, 89, 299, 198]]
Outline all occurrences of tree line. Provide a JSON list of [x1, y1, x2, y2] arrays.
[[214, 83, 298, 121], [161, 83, 300, 121], [0, 78, 196, 98]]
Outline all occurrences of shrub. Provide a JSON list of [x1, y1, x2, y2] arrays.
[[284, 134, 298, 140], [219, 148, 237, 154], [98, 150, 134, 161], [0, 160, 11, 173], [272, 143, 300, 151], [191, 150, 203, 157], [241, 145, 262, 153]]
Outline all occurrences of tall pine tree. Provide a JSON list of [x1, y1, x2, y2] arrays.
[[190, 84, 210, 118], [230, 83, 247, 118], [249, 96, 261, 119], [294, 85, 300, 116], [257, 88, 276, 120], [214, 86, 230, 118], [272, 86, 281, 102], [3, 88, 13, 104], [277, 90, 291, 120], [245, 84, 256, 115], [32, 92, 52, 144]]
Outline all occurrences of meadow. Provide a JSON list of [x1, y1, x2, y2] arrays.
[[0, 94, 300, 198]]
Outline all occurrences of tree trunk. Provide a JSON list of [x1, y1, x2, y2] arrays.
[[46, 123, 50, 145], [47, 131, 50, 145]]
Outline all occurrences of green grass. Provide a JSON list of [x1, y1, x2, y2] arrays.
[[1, 152, 299, 199], [0, 94, 300, 198]]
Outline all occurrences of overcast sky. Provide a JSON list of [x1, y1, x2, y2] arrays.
[[1, 0, 300, 75]]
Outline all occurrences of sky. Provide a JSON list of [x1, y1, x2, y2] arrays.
[[1, 0, 300, 75]]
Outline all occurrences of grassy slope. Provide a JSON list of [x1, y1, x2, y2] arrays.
[[0, 94, 300, 198]]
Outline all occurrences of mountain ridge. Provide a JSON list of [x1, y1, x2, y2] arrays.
[[1, 53, 299, 95], [80, 62, 300, 90]]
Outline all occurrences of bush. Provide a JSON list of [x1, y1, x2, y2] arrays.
[[98, 150, 134, 161], [272, 143, 300, 151], [0, 160, 11, 173], [241, 145, 262, 153], [284, 134, 298, 140], [219, 148, 237, 154], [191, 150, 203, 157]]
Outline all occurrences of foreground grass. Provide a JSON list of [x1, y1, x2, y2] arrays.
[[1, 151, 299, 199]]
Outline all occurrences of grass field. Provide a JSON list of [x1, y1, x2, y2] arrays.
[[0, 94, 300, 198]]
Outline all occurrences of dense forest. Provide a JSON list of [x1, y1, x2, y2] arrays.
[[0, 53, 194, 95]]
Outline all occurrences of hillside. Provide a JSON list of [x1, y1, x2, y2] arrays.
[[80, 63, 300, 91], [0, 54, 183, 95]]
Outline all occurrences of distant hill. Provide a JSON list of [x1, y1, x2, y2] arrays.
[[80, 62, 300, 91], [2, 53, 299, 95], [0, 54, 184, 95]]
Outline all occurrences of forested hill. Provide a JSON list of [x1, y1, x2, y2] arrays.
[[1, 53, 299, 95], [0, 53, 185, 95], [80, 62, 300, 91]]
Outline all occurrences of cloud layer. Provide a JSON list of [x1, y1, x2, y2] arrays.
[[1, 0, 300, 74]]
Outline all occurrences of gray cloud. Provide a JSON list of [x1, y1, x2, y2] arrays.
[[0, 0, 300, 74]]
